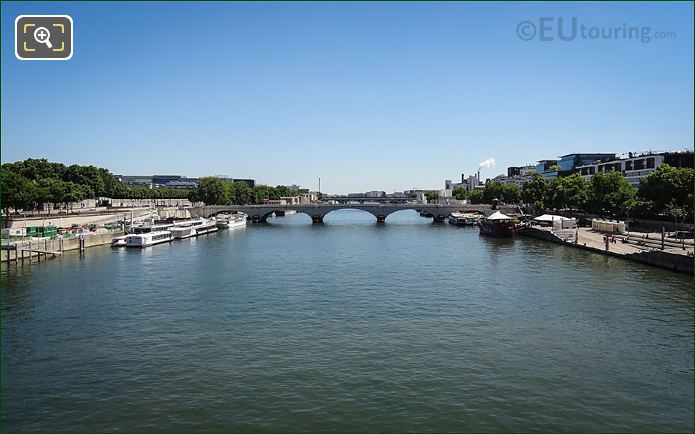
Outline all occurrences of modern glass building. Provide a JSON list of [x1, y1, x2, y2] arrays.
[[557, 153, 616, 173]]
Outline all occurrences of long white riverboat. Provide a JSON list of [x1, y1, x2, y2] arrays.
[[216, 214, 247, 229], [169, 218, 218, 239], [448, 212, 480, 226], [125, 231, 173, 247], [130, 222, 174, 234]]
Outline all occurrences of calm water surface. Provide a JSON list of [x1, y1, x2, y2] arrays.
[[2, 210, 693, 432]]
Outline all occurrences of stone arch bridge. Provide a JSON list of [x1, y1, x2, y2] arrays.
[[189, 203, 521, 223]]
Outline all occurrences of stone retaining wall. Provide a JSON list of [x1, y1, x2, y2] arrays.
[[518, 227, 693, 275], [1, 232, 123, 264]]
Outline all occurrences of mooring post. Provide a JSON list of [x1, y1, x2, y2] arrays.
[[661, 227, 665, 250]]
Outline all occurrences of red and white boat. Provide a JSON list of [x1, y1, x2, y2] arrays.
[[478, 211, 515, 237]]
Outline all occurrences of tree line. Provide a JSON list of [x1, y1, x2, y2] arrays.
[[447, 164, 692, 221], [3, 158, 692, 222], [1, 159, 192, 213], [189, 177, 308, 205]]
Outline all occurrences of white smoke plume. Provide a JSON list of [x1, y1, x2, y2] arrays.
[[478, 158, 496, 169]]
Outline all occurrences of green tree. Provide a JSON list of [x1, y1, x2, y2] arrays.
[[228, 181, 254, 204], [588, 171, 635, 218], [63, 182, 90, 210], [64, 165, 105, 198], [555, 174, 589, 214], [1, 171, 37, 213], [452, 187, 467, 200], [37, 178, 68, 205], [424, 191, 439, 202], [2, 158, 66, 181], [195, 177, 231, 205], [502, 183, 521, 204], [544, 178, 562, 210], [483, 182, 505, 204], [468, 189, 485, 204], [522, 173, 548, 212], [638, 164, 694, 220]]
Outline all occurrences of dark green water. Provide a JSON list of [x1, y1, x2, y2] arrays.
[[1, 210, 693, 432]]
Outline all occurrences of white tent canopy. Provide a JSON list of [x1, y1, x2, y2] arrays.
[[533, 214, 573, 222], [486, 211, 512, 220]]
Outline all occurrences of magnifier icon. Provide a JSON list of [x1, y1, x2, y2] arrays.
[[33, 26, 53, 49]]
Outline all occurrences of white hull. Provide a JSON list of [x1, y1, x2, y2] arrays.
[[217, 218, 247, 229], [170, 218, 218, 239], [169, 226, 196, 239], [126, 231, 172, 247], [195, 222, 218, 235]]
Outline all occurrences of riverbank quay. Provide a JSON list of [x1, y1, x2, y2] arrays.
[[518, 226, 694, 275], [1, 231, 124, 266], [2, 207, 191, 230]]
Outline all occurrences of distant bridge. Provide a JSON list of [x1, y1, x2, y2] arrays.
[[321, 196, 412, 204], [189, 203, 521, 223]]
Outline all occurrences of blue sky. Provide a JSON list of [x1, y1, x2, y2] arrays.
[[2, 1, 693, 194]]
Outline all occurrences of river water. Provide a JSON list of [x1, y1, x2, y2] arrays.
[[1, 210, 692, 432]]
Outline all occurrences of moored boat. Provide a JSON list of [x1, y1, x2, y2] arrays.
[[111, 235, 127, 247], [169, 224, 196, 239], [448, 212, 481, 226], [448, 212, 467, 225], [125, 231, 172, 247], [478, 211, 515, 237], [130, 222, 174, 234], [193, 218, 218, 235], [170, 218, 217, 239], [216, 214, 247, 229]]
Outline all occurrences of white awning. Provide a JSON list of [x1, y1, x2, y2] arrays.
[[486, 211, 512, 220], [533, 214, 573, 222]]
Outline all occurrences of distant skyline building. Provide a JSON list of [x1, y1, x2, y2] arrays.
[[500, 150, 693, 189], [115, 174, 256, 189], [576, 150, 693, 188]]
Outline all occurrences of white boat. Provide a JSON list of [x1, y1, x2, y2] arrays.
[[448, 212, 480, 226], [125, 231, 172, 247], [130, 222, 174, 234], [111, 235, 127, 247], [169, 218, 218, 239], [169, 225, 196, 239], [216, 215, 247, 229], [194, 218, 218, 235], [448, 212, 468, 226]]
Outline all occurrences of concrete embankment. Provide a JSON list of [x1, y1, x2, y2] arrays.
[[1, 232, 123, 266], [518, 226, 694, 275], [3, 207, 192, 230]]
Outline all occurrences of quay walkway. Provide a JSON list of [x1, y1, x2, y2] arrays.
[[519, 226, 694, 274]]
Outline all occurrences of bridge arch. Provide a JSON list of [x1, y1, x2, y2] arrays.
[[384, 208, 434, 224], [249, 209, 313, 223], [321, 207, 385, 223]]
